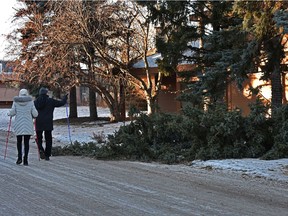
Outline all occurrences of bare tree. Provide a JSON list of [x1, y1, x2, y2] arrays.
[[72, 1, 163, 115], [8, 0, 163, 121], [6, 1, 79, 117]]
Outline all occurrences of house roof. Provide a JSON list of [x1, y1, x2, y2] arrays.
[[132, 49, 197, 69], [132, 53, 162, 69], [132, 40, 199, 69]]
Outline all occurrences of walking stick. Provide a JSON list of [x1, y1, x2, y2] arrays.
[[4, 117, 12, 159], [65, 102, 72, 144], [34, 120, 40, 161]]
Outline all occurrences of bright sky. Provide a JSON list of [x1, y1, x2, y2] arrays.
[[0, 0, 18, 59]]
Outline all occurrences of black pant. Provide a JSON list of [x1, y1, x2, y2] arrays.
[[36, 130, 52, 157], [17, 135, 30, 159]]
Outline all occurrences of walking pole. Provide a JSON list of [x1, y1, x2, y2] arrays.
[[34, 120, 40, 161], [4, 117, 12, 160], [65, 102, 72, 144]]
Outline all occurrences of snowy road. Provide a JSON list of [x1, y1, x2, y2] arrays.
[[1, 131, 288, 216]]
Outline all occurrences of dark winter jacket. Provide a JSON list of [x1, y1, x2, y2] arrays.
[[34, 94, 67, 131]]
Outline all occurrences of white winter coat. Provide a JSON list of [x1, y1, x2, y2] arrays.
[[9, 93, 38, 136]]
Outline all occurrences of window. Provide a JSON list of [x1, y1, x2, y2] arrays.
[[0, 61, 13, 74]]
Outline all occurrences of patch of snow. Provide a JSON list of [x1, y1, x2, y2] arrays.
[[191, 158, 288, 182]]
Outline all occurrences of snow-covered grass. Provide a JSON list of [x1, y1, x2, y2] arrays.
[[0, 106, 288, 183], [52, 106, 126, 144]]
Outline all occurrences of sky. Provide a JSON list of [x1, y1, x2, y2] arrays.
[[0, 106, 288, 183], [0, 0, 18, 59]]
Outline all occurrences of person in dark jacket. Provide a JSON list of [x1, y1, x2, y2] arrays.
[[34, 87, 68, 160]]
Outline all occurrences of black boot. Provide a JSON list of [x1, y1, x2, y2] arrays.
[[23, 156, 28, 166], [16, 157, 22, 165], [39, 150, 45, 160]]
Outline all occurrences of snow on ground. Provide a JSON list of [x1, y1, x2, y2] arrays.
[[0, 106, 288, 183], [0, 106, 126, 144], [52, 106, 127, 144]]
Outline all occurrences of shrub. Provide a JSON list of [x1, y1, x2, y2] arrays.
[[262, 105, 288, 159], [53, 101, 288, 163]]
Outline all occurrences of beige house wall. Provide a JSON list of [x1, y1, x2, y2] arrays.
[[226, 73, 288, 116], [0, 83, 19, 107]]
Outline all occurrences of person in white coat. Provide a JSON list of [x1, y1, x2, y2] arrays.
[[8, 89, 38, 165]]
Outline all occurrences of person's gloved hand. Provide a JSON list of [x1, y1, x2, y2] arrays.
[[63, 94, 68, 101]]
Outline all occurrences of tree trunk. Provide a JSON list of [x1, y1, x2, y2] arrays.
[[282, 73, 287, 104], [95, 86, 122, 122], [69, 86, 78, 118], [109, 102, 121, 122], [119, 82, 126, 121], [146, 96, 157, 115], [89, 87, 97, 120], [271, 68, 283, 110], [269, 36, 283, 115]]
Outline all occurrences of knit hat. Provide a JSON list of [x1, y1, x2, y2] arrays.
[[19, 89, 29, 96], [39, 87, 48, 95]]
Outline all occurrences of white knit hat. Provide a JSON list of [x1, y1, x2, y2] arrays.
[[19, 89, 29, 96]]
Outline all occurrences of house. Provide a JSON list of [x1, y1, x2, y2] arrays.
[[0, 60, 19, 108], [130, 53, 181, 113], [0, 60, 92, 108], [131, 50, 288, 116], [2, 37, 288, 114], [226, 34, 288, 116]]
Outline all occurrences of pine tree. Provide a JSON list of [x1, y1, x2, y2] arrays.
[[143, 0, 288, 115], [138, 0, 198, 74], [186, 1, 240, 107], [141, 0, 237, 108], [233, 1, 288, 114]]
